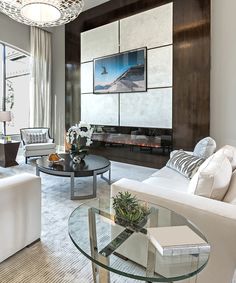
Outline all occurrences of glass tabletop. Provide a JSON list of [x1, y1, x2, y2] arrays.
[[68, 199, 210, 282]]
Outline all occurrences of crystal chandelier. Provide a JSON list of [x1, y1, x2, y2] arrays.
[[0, 0, 84, 27]]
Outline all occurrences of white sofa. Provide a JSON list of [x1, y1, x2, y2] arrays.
[[111, 146, 236, 283], [20, 128, 56, 164], [0, 173, 41, 262]]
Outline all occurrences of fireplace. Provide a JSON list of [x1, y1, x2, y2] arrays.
[[90, 126, 172, 168]]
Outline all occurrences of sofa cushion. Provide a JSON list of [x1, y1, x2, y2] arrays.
[[24, 143, 56, 151], [193, 137, 216, 159], [144, 166, 190, 192], [223, 170, 236, 204], [188, 152, 232, 200], [166, 150, 204, 179], [217, 145, 236, 171]]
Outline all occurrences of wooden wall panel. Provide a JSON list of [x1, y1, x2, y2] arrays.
[[173, 0, 210, 149]]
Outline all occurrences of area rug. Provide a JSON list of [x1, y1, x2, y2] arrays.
[[0, 156, 156, 283]]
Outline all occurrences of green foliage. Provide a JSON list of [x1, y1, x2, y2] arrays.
[[112, 192, 150, 225]]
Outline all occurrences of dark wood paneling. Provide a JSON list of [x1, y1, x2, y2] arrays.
[[65, 0, 210, 167], [173, 0, 210, 150], [90, 146, 169, 169]]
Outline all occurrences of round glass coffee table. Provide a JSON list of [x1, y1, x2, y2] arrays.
[[36, 154, 111, 200], [68, 199, 210, 283]]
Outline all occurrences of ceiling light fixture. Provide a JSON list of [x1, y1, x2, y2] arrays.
[[0, 0, 84, 27]]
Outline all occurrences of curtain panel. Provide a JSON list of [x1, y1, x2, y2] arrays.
[[30, 27, 52, 129]]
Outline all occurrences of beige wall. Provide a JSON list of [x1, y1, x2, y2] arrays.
[[0, 13, 30, 52], [211, 0, 236, 147]]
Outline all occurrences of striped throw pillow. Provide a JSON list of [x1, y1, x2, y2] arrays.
[[167, 150, 204, 179]]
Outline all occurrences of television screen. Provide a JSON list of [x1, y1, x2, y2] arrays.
[[93, 48, 147, 94]]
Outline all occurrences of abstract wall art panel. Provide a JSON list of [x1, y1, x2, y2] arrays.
[[120, 88, 172, 128], [120, 3, 173, 52], [81, 21, 119, 63], [81, 93, 119, 126], [81, 62, 93, 93], [148, 45, 173, 88]]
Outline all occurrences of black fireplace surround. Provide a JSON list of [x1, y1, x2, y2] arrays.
[[90, 125, 172, 168]]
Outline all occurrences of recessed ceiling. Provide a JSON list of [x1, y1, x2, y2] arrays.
[[83, 0, 111, 11]]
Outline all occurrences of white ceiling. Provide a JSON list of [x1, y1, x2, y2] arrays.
[[83, 0, 111, 11]]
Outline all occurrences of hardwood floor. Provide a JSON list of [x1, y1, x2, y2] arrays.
[[90, 146, 170, 169]]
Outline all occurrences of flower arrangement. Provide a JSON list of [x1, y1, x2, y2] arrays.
[[66, 122, 93, 156]]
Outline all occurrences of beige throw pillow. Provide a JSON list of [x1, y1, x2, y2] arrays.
[[223, 170, 236, 204], [188, 152, 232, 200], [217, 145, 236, 171]]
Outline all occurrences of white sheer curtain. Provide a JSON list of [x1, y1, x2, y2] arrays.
[[30, 27, 52, 128]]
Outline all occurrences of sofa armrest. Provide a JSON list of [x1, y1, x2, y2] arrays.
[[112, 178, 236, 220], [0, 173, 40, 191], [0, 173, 41, 262], [111, 178, 236, 283]]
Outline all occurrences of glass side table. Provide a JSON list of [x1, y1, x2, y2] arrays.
[[68, 199, 210, 283]]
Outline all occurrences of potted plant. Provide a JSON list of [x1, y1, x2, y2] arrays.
[[112, 191, 150, 231]]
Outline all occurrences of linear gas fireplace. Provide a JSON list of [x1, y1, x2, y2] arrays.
[[90, 126, 172, 168]]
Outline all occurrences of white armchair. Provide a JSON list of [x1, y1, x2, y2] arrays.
[[20, 127, 56, 163]]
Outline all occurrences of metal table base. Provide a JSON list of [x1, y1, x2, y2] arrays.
[[36, 163, 111, 200]]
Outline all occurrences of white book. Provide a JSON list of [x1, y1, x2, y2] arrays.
[[147, 226, 210, 256]]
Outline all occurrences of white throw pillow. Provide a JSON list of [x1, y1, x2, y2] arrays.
[[188, 152, 232, 200], [193, 137, 216, 159], [223, 169, 236, 204], [217, 145, 236, 171]]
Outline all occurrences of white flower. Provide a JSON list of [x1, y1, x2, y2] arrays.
[[86, 139, 92, 146], [66, 122, 93, 147], [79, 121, 91, 129], [79, 131, 87, 138]]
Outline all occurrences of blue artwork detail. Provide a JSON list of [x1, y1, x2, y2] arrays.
[[94, 48, 146, 93]]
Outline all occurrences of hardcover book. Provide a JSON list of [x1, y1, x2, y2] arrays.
[[147, 225, 210, 256]]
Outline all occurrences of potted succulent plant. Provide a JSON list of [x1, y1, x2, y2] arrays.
[[112, 191, 150, 231]]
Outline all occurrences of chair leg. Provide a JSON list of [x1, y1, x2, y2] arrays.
[[25, 157, 28, 164]]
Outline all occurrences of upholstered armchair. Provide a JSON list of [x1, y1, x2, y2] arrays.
[[20, 127, 56, 163]]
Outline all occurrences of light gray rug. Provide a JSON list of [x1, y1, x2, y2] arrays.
[[0, 156, 156, 283]]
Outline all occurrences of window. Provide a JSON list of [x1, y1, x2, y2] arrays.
[[0, 42, 30, 135]]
